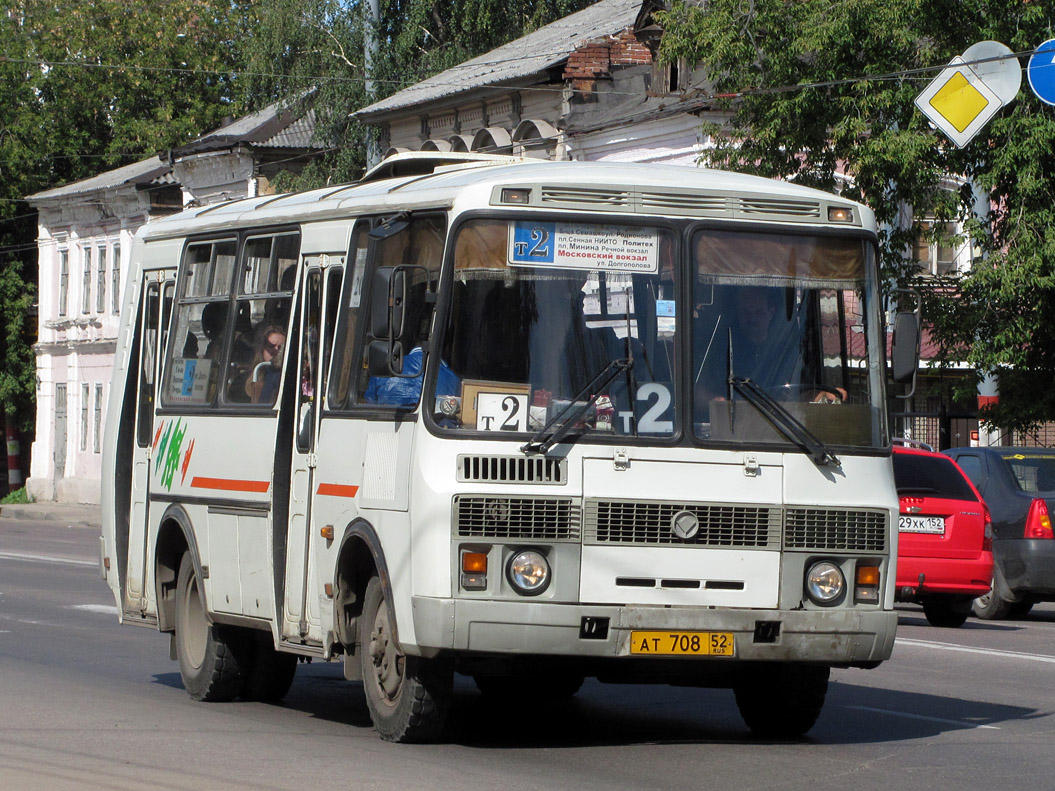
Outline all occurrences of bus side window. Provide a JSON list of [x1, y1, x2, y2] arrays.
[[328, 225, 369, 410], [354, 215, 445, 407], [221, 233, 301, 407], [135, 283, 160, 447], [161, 240, 236, 407]]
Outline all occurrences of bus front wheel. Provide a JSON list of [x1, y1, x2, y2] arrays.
[[358, 576, 452, 742], [733, 663, 829, 738], [174, 551, 249, 702]]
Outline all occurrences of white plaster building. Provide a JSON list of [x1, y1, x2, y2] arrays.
[[26, 103, 321, 502]]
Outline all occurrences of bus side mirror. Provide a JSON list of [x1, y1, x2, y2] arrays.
[[891, 310, 920, 390], [370, 266, 405, 341]]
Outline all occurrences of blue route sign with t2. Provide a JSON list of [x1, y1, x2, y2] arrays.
[[507, 221, 659, 273], [1027, 39, 1055, 106]]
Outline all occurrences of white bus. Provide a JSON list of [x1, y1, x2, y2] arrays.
[[101, 154, 918, 742]]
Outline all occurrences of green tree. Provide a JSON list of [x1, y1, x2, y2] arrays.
[[0, 0, 257, 443], [657, 0, 1055, 432]]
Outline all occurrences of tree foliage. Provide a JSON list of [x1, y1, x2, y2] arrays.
[[0, 1, 256, 430], [657, 0, 1055, 431]]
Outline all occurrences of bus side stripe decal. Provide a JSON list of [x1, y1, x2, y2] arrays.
[[316, 483, 359, 498], [190, 476, 270, 493]]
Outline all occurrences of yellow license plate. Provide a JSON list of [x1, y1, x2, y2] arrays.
[[629, 631, 735, 656]]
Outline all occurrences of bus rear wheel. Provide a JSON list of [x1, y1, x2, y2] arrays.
[[733, 663, 829, 738], [358, 576, 452, 743], [174, 551, 249, 702]]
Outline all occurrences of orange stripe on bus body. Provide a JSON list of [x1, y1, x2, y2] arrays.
[[316, 483, 360, 498], [190, 476, 270, 493]]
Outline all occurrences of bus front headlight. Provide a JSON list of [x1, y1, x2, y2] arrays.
[[507, 550, 550, 596], [805, 561, 845, 605]]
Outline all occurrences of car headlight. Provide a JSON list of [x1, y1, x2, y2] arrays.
[[507, 549, 550, 596], [806, 561, 845, 605]]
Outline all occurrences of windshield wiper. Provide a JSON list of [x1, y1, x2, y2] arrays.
[[521, 358, 632, 455], [729, 376, 841, 467]]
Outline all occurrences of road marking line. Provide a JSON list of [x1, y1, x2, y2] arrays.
[[897, 636, 1055, 664], [845, 705, 1000, 729], [0, 551, 96, 568]]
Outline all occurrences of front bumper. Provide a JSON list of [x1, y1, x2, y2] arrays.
[[410, 596, 896, 666]]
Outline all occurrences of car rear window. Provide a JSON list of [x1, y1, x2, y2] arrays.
[[893, 453, 978, 501], [1000, 454, 1055, 493]]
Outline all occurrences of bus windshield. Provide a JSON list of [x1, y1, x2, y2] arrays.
[[431, 218, 885, 451], [691, 228, 885, 449]]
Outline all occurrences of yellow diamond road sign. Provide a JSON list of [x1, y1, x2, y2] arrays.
[[929, 72, 990, 132], [915, 56, 1003, 148]]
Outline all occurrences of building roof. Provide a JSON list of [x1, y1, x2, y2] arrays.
[[27, 155, 172, 203], [355, 0, 643, 120], [25, 99, 319, 203]]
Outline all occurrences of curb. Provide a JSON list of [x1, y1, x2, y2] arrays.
[[0, 503, 102, 528]]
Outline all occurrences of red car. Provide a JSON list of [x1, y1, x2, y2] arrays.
[[892, 441, 994, 627]]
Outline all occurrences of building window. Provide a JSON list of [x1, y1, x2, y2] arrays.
[[58, 249, 69, 317], [914, 220, 958, 276], [82, 246, 92, 314], [97, 245, 107, 313], [112, 242, 122, 313], [94, 383, 103, 453], [80, 383, 89, 451]]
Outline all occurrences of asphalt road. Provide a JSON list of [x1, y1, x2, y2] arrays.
[[2, 516, 1055, 791]]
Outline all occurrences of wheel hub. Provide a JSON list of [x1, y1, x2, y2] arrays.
[[368, 599, 404, 701]]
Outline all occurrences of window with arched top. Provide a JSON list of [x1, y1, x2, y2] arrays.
[[448, 135, 473, 152], [420, 138, 453, 152], [470, 127, 512, 155], [512, 119, 559, 159]]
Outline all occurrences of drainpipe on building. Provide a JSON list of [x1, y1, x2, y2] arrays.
[[5, 411, 22, 492]]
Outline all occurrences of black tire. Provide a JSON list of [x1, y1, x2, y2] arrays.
[[359, 576, 452, 743], [174, 551, 249, 702], [734, 663, 829, 738], [973, 571, 1012, 620], [922, 597, 970, 628], [240, 640, 298, 702], [474, 673, 585, 700], [1009, 599, 1035, 618]]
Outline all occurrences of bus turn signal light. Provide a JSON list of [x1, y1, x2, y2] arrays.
[[854, 564, 880, 603], [461, 551, 488, 591]]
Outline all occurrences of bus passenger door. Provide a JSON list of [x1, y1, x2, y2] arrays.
[[125, 270, 174, 618], [282, 260, 342, 644]]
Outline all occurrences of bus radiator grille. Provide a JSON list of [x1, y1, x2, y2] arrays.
[[783, 507, 887, 552], [454, 496, 580, 541], [582, 500, 781, 548]]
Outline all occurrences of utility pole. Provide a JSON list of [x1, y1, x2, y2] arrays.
[[364, 0, 382, 169]]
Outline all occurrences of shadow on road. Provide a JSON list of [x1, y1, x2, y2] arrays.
[[169, 661, 1042, 748]]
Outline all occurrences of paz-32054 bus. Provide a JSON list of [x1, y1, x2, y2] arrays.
[[101, 154, 917, 742]]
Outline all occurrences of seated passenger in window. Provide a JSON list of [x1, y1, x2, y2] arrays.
[[245, 325, 286, 404]]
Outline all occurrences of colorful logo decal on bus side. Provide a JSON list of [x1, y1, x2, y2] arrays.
[[153, 418, 188, 491]]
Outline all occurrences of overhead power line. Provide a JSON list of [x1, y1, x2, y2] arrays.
[[2, 46, 1049, 103]]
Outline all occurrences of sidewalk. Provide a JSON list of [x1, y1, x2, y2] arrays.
[[0, 502, 102, 528]]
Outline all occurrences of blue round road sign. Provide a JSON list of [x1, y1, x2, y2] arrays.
[[1027, 39, 1055, 106]]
